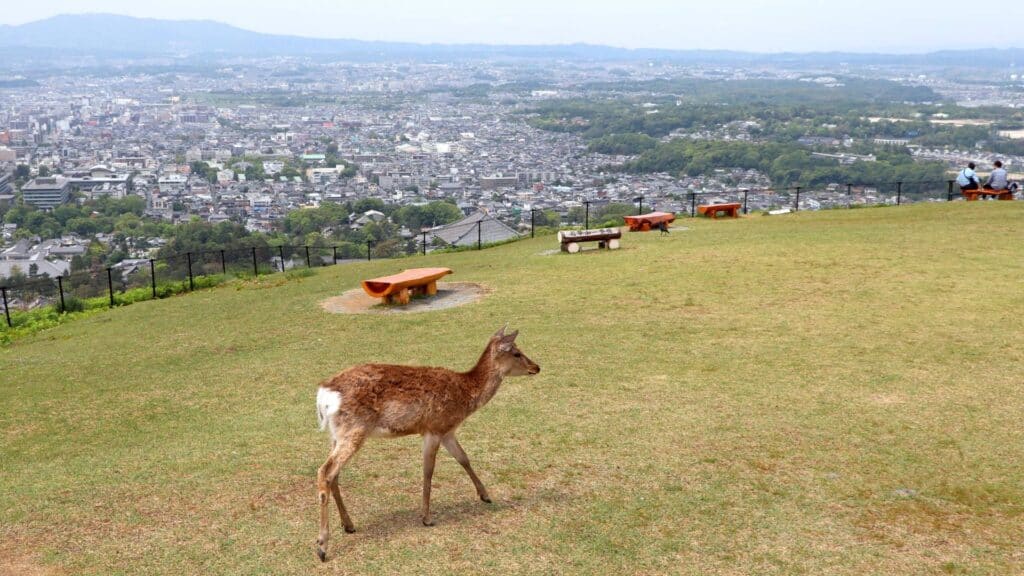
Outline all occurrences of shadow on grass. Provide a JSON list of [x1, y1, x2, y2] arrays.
[[320, 487, 575, 560]]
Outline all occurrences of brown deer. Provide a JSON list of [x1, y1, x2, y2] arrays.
[[314, 326, 540, 562]]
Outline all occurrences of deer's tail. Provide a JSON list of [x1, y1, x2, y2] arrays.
[[315, 387, 342, 432]]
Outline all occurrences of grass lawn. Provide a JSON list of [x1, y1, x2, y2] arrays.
[[2, 203, 1023, 575]]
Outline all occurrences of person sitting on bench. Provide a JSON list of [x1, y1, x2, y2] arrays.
[[984, 160, 1008, 191], [957, 162, 980, 191]]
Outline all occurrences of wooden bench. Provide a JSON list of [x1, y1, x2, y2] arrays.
[[962, 188, 1014, 201], [558, 228, 622, 253], [623, 212, 676, 232], [361, 267, 452, 305], [697, 202, 742, 218]]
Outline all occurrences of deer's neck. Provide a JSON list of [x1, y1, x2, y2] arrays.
[[464, 344, 505, 411]]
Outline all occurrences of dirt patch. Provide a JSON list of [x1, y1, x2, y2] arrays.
[[0, 533, 61, 576], [320, 282, 489, 315]]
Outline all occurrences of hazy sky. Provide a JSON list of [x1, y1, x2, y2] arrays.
[[2, 0, 1020, 53]]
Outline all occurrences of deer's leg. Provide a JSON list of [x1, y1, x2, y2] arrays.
[[441, 432, 491, 503], [330, 480, 355, 533], [421, 433, 441, 526], [316, 428, 365, 562]]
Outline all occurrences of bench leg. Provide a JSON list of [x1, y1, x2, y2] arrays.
[[425, 281, 437, 296], [386, 288, 411, 305], [396, 288, 410, 305]]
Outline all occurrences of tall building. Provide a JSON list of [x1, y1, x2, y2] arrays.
[[22, 176, 70, 210]]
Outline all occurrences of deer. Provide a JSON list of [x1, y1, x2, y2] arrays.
[[314, 325, 540, 562]]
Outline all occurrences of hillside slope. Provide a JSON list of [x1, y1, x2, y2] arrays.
[[2, 203, 1023, 575]]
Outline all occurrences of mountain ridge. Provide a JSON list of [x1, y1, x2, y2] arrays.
[[1, 13, 1023, 64]]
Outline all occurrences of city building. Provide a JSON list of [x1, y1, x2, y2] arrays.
[[22, 176, 70, 209]]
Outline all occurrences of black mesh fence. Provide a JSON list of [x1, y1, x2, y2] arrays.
[[308, 246, 336, 268], [64, 268, 110, 302], [191, 250, 224, 278], [154, 255, 190, 288], [224, 247, 259, 277], [5, 276, 60, 314], [253, 246, 277, 275], [679, 180, 965, 216]]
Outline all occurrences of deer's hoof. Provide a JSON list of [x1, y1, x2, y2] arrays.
[[317, 547, 327, 562], [422, 518, 435, 527], [481, 495, 493, 504], [344, 526, 356, 534]]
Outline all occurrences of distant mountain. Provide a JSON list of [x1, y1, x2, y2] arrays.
[[1, 13, 1023, 65]]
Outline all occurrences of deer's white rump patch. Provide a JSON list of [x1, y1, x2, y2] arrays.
[[316, 387, 342, 433]]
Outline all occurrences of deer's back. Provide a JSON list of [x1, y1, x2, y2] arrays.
[[320, 363, 473, 435]]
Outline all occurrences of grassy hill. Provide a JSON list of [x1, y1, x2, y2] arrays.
[[2, 203, 1023, 575]]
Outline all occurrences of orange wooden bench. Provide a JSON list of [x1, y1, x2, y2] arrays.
[[623, 211, 676, 231], [697, 202, 742, 218], [962, 188, 1014, 201], [361, 267, 452, 305]]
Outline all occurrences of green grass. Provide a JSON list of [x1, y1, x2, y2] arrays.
[[2, 203, 1023, 575]]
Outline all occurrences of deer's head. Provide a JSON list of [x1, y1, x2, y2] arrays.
[[491, 325, 540, 377]]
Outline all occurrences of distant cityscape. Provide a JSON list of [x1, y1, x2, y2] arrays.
[[2, 15, 1023, 285]]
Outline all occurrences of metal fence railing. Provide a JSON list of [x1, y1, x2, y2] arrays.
[[0, 239, 422, 328]]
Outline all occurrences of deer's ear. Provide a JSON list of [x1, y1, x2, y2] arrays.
[[494, 324, 508, 339], [503, 329, 519, 342], [498, 340, 514, 352]]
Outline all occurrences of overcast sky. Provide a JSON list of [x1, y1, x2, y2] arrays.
[[2, 0, 1020, 53]]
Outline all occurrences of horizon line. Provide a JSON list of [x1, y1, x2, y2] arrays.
[[2, 12, 1023, 56]]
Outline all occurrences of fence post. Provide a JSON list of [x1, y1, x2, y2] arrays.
[[220, 249, 226, 274], [847, 183, 853, 208], [57, 275, 66, 313], [1, 286, 10, 327], [150, 259, 156, 299], [278, 246, 285, 272], [530, 209, 535, 238], [636, 196, 644, 215], [186, 252, 194, 291], [584, 201, 591, 229], [742, 189, 749, 214], [106, 268, 115, 307], [305, 245, 311, 268], [332, 246, 338, 265], [251, 247, 258, 277], [421, 231, 428, 255], [690, 193, 696, 217], [947, 180, 954, 201], [896, 181, 902, 206], [794, 187, 802, 212], [366, 240, 372, 261], [477, 220, 482, 250]]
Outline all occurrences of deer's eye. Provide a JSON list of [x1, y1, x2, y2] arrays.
[[513, 352, 522, 358]]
